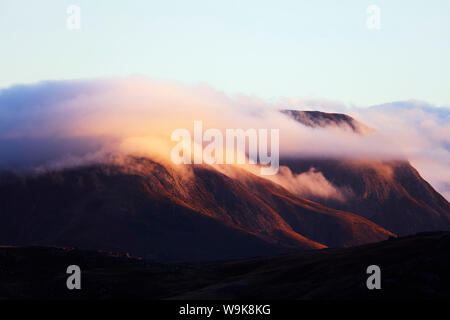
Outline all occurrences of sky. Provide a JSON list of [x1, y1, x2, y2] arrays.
[[1, 0, 450, 107]]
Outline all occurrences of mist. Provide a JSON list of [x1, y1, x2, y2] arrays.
[[0, 77, 449, 200]]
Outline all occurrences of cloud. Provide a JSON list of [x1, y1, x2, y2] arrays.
[[276, 99, 450, 200], [352, 101, 450, 201], [269, 166, 353, 201], [0, 77, 449, 200]]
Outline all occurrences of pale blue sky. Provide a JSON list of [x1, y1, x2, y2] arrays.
[[1, 0, 449, 106]]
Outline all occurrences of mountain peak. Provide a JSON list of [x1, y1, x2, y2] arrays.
[[281, 109, 374, 135]]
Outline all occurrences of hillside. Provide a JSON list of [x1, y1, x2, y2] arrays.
[[280, 158, 450, 235], [0, 157, 394, 261], [0, 232, 448, 300]]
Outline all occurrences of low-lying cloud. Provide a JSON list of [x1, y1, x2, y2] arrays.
[[0, 77, 449, 200], [270, 166, 353, 201]]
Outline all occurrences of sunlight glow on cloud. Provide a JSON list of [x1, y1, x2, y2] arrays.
[[0, 77, 449, 200]]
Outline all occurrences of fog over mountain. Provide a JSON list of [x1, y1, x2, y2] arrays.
[[0, 77, 449, 200], [0, 77, 449, 261]]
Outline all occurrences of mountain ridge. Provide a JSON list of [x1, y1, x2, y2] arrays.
[[280, 157, 450, 235], [280, 109, 374, 135], [0, 156, 395, 261]]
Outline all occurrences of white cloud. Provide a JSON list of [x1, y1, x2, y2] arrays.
[[0, 78, 448, 200]]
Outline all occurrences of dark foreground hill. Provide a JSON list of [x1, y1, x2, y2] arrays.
[[0, 232, 448, 300]]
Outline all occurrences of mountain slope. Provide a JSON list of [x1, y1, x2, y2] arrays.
[[280, 158, 450, 235], [216, 166, 395, 247], [0, 157, 394, 261]]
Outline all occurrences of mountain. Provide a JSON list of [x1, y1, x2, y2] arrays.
[[1, 105, 448, 261], [280, 109, 373, 135], [278, 109, 450, 236], [1, 231, 448, 299], [280, 157, 450, 235], [0, 156, 394, 261]]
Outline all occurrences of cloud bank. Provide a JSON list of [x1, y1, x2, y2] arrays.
[[0, 77, 449, 200]]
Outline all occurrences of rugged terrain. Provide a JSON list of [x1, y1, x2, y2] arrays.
[[0, 157, 394, 261], [0, 110, 448, 262], [281, 157, 450, 235], [0, 232, 448, 300], [280, 109, 373, 135]]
